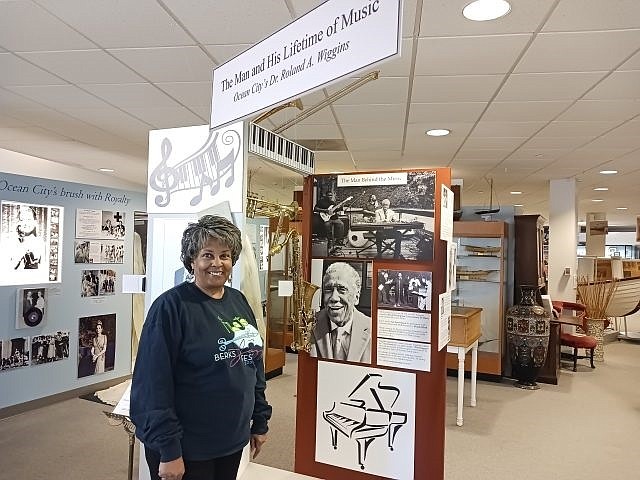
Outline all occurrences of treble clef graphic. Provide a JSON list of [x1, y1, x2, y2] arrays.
[[149, 138, 178, 207]]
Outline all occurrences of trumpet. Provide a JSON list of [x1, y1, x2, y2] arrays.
[[246, 194, 298, 220], [246, 193, 300, 257]]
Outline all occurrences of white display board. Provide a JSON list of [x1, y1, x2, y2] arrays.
[[210, 0, 401, 128], [315, 361, 415, 479]]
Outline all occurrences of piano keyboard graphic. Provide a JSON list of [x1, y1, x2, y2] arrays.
[[249, 123, 315, 176]]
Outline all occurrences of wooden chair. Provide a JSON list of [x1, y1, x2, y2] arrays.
[[552, 301, 597, 372]]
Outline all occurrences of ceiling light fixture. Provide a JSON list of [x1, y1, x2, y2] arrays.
[[462, 0, 511, 21], [510, 191, 522, 195], [98, 168, 115, 173], [426, 129, 451, 137], [599, 170, 618, 175], [616, 207, 628, 210], [591, 199, 604, 202], [514, 204, 523, 207], [593, 187, 609, 191]]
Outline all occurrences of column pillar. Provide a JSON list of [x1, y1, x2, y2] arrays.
[[548, 179, 577, 301]]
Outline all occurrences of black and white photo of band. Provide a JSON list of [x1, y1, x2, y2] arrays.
[[1, 201, 63, 285], [74, 240, 124, 264], [377, 269, 432, 312], [311, 171, 435, 261], [0, 337, 30, 371], [16, 287, 47, 329], [30, 331, 69, 365]]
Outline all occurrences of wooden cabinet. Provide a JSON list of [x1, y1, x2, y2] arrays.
[[449, 221, 508, 376], [514, 214, 547, 305]]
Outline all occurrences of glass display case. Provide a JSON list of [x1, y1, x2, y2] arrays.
[[451, 221, 508, 376], [264, 218, 302, 378]]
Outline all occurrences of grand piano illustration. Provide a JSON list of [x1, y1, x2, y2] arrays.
[[322, 373, 407, 470]]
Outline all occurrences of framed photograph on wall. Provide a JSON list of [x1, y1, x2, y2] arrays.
[[0, 201, 63, 285], [76, 209, 126, 240], [16, 287, 47, 329], [31, 331, 69, 365], [0, 337, 30, 371], [77, 313, 116, 378]]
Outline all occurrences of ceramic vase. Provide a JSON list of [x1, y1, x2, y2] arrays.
[[506, 285, 551, 390], [584, 317, 606, 362]]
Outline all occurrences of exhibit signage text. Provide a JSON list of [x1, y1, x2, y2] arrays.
[[210, 0, 401, 128], [0, 177, 131, 206]]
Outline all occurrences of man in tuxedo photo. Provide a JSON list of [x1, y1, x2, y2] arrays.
[[310, 262, 371, 364]]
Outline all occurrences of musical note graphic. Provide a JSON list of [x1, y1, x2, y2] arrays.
[[148, 138, 178, 207], [148, 127, 241, 209]]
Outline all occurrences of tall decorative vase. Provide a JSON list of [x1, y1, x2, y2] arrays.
[[584, 317, 606, 362], [506, 285, 551, 390]]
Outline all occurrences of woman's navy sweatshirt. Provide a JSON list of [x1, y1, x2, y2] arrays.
[[130, 282, 272, 462]]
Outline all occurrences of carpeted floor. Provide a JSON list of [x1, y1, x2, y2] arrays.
[[1, 337, 639, 479]]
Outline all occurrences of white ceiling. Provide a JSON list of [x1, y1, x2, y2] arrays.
[[1, 0, 639, 225]]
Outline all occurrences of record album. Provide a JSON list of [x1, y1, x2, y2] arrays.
[[16, 287, 48, 329]]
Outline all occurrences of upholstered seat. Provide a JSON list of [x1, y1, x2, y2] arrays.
[[552, 301, 597, 372]]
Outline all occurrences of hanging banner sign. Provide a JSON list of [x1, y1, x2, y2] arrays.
[[210, 0, 402, 129]]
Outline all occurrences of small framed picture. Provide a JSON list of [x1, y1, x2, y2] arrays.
[[16, 287, 47, 329]]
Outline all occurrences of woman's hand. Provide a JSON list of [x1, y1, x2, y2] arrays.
[[250, 433, 267, 459], [158, 457, 185, 480]]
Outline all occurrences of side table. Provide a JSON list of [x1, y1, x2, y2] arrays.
[[447, 336, 479, 426]]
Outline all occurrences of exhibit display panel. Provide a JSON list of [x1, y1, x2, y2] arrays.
[[295, 168, 450, 480], [0, 172, 145, 410]]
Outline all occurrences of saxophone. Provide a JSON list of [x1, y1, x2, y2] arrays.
[[246, 193, 319, 352], [288, 229, 319, 352]]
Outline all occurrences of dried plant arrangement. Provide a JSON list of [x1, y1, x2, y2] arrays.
[[576, 276, 618, 319]]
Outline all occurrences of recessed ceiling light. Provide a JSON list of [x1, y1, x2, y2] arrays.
[[462, 0, 511, 21], [599, 170, 618, 175], [591, 199, 604, 202], [98, 168, 115, 173], [593, 187, 609, 191], [616, 207, 628, 210], [510, 191, 522, 195], [426, 129, 451, 137], [514, 204, 524, 207]]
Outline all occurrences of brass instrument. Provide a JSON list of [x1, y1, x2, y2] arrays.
[[246, 194, 299, 256], [253, 98, 303, 124], [288, 229, 319, 352], [245, 193, 318, 351]]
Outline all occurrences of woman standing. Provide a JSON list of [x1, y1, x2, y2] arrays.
[[131, 215, 271, 480], [91, 321, 107, 373]]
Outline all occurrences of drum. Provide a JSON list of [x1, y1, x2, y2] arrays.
[[348, 230, 369, 248]]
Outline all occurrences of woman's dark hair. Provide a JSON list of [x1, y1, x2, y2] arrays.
[[180, 215, 242, 274]]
